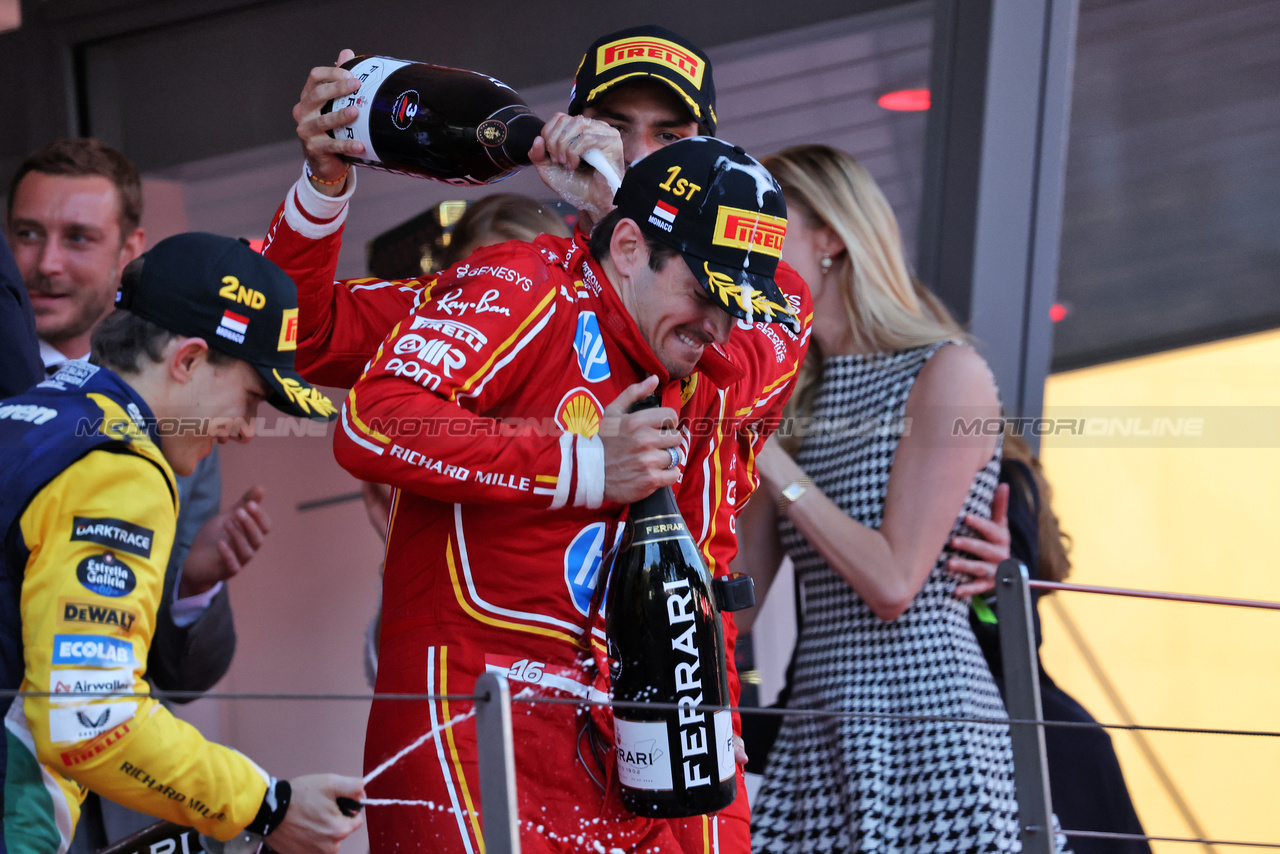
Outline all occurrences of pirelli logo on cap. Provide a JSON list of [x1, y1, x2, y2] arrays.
[[598, 36, 705, 87], [278, 308, 299, 352], [712, 207, 787, 258]]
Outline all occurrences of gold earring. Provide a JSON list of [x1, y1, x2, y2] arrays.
[[820, 253, 833, 272]]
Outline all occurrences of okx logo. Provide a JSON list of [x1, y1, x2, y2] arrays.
[[574, 311, 611, 382]]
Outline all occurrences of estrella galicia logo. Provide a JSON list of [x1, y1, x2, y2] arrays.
[[573, 311, 611, 382], [76, 553, 136, 598], [391, 90, 419, 130], [564, 523, 607, 616], [71, 517, 153, 558]]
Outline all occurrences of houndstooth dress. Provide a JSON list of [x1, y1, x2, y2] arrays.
[[751, 343, 1054, 854]]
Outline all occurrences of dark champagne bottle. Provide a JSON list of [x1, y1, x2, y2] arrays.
[[322, 56, 545, 185], [605, 414, 736, 818]]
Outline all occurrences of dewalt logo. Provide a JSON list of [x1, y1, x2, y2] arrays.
[[59, 598, 139, 633]]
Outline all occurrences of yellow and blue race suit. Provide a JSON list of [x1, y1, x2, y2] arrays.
[[0, 362, 269, 854]]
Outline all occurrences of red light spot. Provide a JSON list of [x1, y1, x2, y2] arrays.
[[877, 89, 931, 112], [1049, 303, 1068, 323], [246, 239, 264, 253]]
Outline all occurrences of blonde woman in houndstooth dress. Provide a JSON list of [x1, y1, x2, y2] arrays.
[[738, 145, 1069, 853]]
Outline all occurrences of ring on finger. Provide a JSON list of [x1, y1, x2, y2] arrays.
[[665, 447, 681, 470]]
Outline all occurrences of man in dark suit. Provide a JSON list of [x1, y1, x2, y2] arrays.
[[0, 231, 41, 398]]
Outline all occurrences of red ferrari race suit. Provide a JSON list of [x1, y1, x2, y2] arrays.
[[261, 173, 811, 852]]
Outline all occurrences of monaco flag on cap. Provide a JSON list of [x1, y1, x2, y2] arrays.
[[652, 200, 678, 224]]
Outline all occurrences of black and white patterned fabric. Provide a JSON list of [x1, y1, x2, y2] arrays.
[[752, 343, 1065, 853]]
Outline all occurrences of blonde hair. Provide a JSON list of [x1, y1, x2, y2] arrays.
[[763, 144, 965, 454], [440, 193, 571, 270]]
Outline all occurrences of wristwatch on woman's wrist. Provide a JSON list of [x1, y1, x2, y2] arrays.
[[777, 476, 813, 516]]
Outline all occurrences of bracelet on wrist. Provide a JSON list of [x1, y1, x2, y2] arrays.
[[777, 476, 813, 516], [246, 777, 291, 837], [304, 161, 350, 187]]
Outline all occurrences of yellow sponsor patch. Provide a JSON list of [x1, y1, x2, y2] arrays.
[[58, 598, 139, 633], [278, 308, 299, 352], [712, 207, 787, 258], [680, 373, 699, 407], [556, 388, 603, 438], [597, 36, 705, 88]]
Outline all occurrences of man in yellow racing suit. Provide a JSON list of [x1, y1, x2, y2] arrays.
[[0, 233, 363, 854]]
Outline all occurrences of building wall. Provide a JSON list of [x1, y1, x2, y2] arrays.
[[1039, 329, 1280, 849]]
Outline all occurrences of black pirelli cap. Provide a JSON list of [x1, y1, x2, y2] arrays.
[[613, 137, 798, 329], [116, 232, 337, 421], [568, 25, 717, 136]]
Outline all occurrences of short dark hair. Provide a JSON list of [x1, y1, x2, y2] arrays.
[[8, 138, 143, 239], [90, 310, 233, 374], [587, 208, 680, 273]]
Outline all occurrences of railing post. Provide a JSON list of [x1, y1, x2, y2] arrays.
[[474, 671, 521, 854], [996, 559, 1055, 854]]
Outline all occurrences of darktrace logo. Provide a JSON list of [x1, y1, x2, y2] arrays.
[[76, 553, 137, 598], [391, 90, 420, 129], [71, 517, 153, 558]]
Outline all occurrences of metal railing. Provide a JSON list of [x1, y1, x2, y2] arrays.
[[10, 560, 1280, 854]]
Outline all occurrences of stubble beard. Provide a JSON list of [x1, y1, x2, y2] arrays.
[[27, 263, 120, 350]]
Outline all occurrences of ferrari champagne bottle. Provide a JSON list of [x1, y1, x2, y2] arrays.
[[605, 435, 736, 817], [323, 56, 544, 185]]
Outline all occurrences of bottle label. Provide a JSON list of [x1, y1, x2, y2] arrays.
[[631, 513, 693, 547], [614, 717, 674, 791], [330, 56, 411, 164], [714, 709, 734, 782]]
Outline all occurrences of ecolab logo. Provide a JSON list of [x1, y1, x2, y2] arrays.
[[712, 207, 786, 258], [598, 36, 704, 87], [52, 634, 136, 668]]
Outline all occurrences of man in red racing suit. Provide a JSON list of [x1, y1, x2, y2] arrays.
[[262, 168, 811, 854], [275, 140, 808, 853]]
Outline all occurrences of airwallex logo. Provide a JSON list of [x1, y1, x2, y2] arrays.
[[50, 668, 135, 704]]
